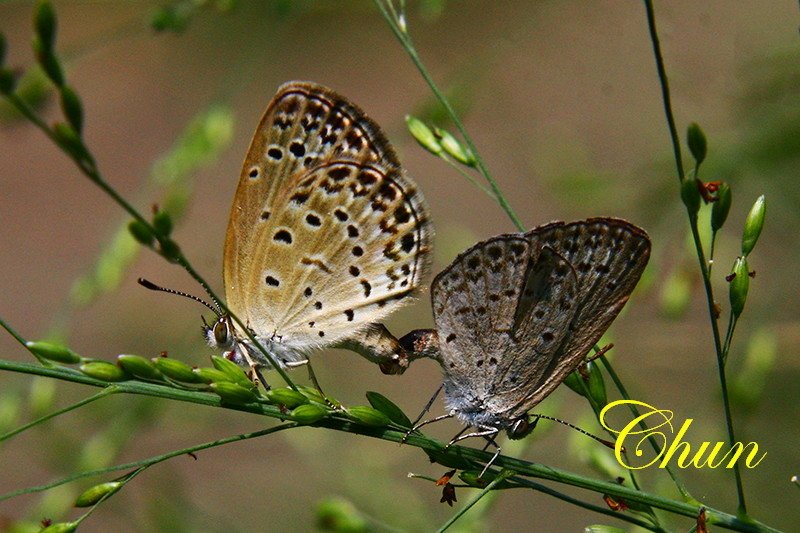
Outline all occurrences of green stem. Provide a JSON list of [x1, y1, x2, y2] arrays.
[[373, 0, 525, 232], [1, 424, 296, 502], [643, 0, 747, 516], [437, 470, 514, 532], [0, 358, 776, 532], [0, 387, 117, 443]]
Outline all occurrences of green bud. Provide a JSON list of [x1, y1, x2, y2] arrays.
[[52, 122, 92, 163], [152, 357, 205, 383], [680, 177, 701, 215], [366, 391, 412, 428], [210, 355, 253, 388], [32, 37, 63, 87], [26, 340, 80, 364], [435, 127, 476, 166], [59, 85, 83, 134], [34, 1, 57, 52], [741, 195, 766, 256], [729, 256, 750, 318], [40, 522, 78, 533], [159, 238, 181, 262], [74, 481, 122, 507], [0, 68, 15, 95], [345, 405, 390, 427], [405, 115, 442, 155], [116, 354, 162, 381], [128, 220, 154, 247], [192, 366, 233, 384], [266, 387, 308, 408], [297, 385, 327, 405], [152, 210, 173, 237], [686, 122, 707, 165], [79, 361, 128, 382], [211, 381, 258, 404], [711, 182, 732, 232], [290, 403, 329, 424], [585, 361, 607, 408]]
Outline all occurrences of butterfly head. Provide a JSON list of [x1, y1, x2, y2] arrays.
[[507, 415, 536, 440], [203, 314, 236, 351]]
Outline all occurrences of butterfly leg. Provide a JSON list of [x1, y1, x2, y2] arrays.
[[401, 411, 454, 445], [236, 344, 271, 391], [411, 383, 444, 426]]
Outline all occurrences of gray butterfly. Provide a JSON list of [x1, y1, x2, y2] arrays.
[[402, 218, 650, 467]]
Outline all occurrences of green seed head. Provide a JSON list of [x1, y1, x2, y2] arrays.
[[210, 355, 253, 388], [290, 403, 330, 425], [346, 405, 390, 427], [79, 361, 128, 382], [687, 122, 707, 165], [74, 481, 122, 507], [211, 381, 258, 404], [266, 387, 309, 408], [59, 85, 83, 134], [34, 1, 57, 53], [116, 354, 163, 381], [192, 367, 234, 384], [435, 127, 476, 166], [366, 391, 412, 428], [729, 256, 750, 318], [680, 177, 701, 215], [26, 340, 81, 364], [405, 115, 442, 155], [711, 182, 732, 232], [152, 210, 173, 238], [128, 220, 154, 247], [152, 357, 205, 383], [741, 195, 766, 256]]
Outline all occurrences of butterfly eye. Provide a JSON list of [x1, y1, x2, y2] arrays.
[[508, 417, 533, 440], [213, 318, 230, 347]]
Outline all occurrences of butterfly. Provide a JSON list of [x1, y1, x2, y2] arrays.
[[204, 81, 433, 377], [402, 218, 650, 465]]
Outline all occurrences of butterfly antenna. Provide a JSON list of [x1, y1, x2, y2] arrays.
[[137, 277, 221, 316], [531, 414, 623, 452]]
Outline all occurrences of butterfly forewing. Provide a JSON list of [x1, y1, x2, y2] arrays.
[[223, 82, 431, 351]]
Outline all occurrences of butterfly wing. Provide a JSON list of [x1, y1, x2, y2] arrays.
[[224, 82, 432, 349], [502, 218, 651, 418]]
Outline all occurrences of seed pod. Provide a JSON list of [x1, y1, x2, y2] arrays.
[[435, 127, 476, 166], [116, 354, 162, 381], [266, 387, 308, 408], [193, 367, 233, 384], [345, 405, 390, 427], [152, 357, 205, 383], [26, 340, 80, 364], [74, 481, 122, 507], [729, 257, 750, 318], [79, 361, 128, 382], [366, 391, 412, 428], [128, 220, 154, 247], [32, 37, 63, 87], [405, 115, 442, 155], [741, 195, 766, 256], [585, 361, 607, 408], [34, 1, 57, 52], [687, 122, 707, 165], [152, 210, 173, 238], [210, 355, 253, 388], [59, 85, 83, 134], [290, 403, 329, 424], [680, 177, 701, 215], [211, 381, 258, 404], [711, 182, 732, 232]]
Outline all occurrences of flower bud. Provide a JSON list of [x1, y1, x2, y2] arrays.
[[345, 405, 390, 427], [687, 122, 707, 165], [211, 381, 258, 404], [366, 391, 412, 427], [711, 182, 732, 232], [79, 361, 128, 382], [0, 68, 15, 95], [266, 387, 308, 408], [34, 1, 57, 53], [40, 522, 78, 533], [32, 36, 63, 87], [435, 127, 476, 166], [128, 220, 154, 247], [59, 85, 83, 134], [192, 367, 232, 384], [405, 115, 442, 155], [74, 481, 122, 507], [116, 354, 162, 381], [152, 357, 205, 383], [152, 210, 173, 238], [729, 256, 750, 318], [26, 340, 80, 364], [290, 403, 329, 424], [680, 177, 701, 215], [210, 355, 253, 388], [741, 195, 766, 256]]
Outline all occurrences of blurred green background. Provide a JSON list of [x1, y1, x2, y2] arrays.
[[1, 1, 798, 531]]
